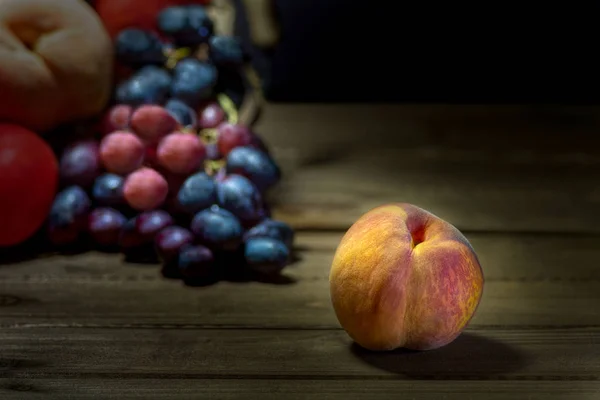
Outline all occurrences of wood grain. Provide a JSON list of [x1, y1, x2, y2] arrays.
[[2, 380, 598, 400], [0, 327, 598, 380], [253, 104, 600, 232], [0, 233, 598, 328]]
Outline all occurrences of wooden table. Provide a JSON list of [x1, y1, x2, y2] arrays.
[[1, 104, 599, 399]]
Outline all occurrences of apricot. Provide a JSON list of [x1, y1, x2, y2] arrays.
[[0, 0, 113, 132], [329, 203, 484, 351]]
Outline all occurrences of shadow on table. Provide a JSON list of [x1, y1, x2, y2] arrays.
[[350, 332, 526, 379]]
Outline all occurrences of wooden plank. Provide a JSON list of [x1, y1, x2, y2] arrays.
[[251, 104, 600, 232], [1, 379, 598, 400], [0, 233, 598, 328], [0, 327, 598, 382]]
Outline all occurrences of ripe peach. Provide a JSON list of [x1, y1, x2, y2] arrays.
[[329, 203, 484, 351], [0, 0, 113, 132]]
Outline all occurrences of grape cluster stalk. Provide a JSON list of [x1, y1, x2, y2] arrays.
[[47, 4, 295, 283]]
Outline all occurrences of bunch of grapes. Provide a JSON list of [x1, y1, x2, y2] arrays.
[[46, 4, 294, 282]]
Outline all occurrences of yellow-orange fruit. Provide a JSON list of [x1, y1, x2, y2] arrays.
[[329, 203, 484, 351]]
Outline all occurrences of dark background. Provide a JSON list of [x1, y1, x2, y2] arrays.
[[235, 1, 600, 103]]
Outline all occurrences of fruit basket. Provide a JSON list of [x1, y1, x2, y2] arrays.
[[0, 0, 295, 285]]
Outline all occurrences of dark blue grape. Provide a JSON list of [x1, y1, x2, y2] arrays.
[[171, 59, 218, 107], [176, 172, 217, 214], [177, 244, 215, 279], [216, 174, 263, 223], [190, 206, 243, 250], [137, 66, 173, 89], [116, 73, 171, 106], [244, 219, 294, 249], [115, 28, 166, 68], [158, 5, 213, 47], [244, 237, 290, 275], [136, 210, 174, 242], [92, 173, 125, 206], [59, 140, 101, 188], [47, 186, 91, 245], [88, 208, 127, 246], [209, 35, 245, 67], [225, 146, 281, 192], [155, 225, 194, 262], [165, 98, 198, 128]]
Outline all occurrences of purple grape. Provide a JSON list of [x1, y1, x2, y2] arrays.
[[177, 244, 215, 279], [136, 210, 174, 242], [190, 206, 243, 250], [92, 173, 125, 206], [47, 186, 91, 245], [244, 237, 290, 275], [176, 172, 217, 214], [244, 219, 294, 249], [59, 140, 101, 188], [88, 208, 127, 246], [225, 147, 281, 192], [119, 216, 144, 250], [216, 174, 263, 224], [155, 226, 194, 262], [205, 143, 222, 161]]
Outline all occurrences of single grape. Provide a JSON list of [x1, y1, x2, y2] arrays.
[[100, 131, 145, 175], [119, 216, 144, 250], [59, 140, 101, 188], [136, 210, 174, 242], [216, 122, 252, 156], [92, 173, 125, 206], [101, 105, 133, 136], [116, 69, 172, 106], [177, 244, 215, 279], [226, 146, 280, 192], [190, 206, 243, 250], [176, 172, 217, 214], [199, 102, 226, 129], [208, 35, 245, 67], [130, 105, 179, 144], [88, 207, 127, 246], [216, 174, 263, 224], [244, 219, 295, 249], [171, 59, 218, 107], [157, 5, 213, 47], [155, 225, 194, 262], [47, 186, 91, 245], [157, 132, 206, 174], [165, 99, 198, 129], [244, 237, 290, 275], [123, 167, 169, 211], [137, 66, 173, 89], [115, 28, 166, 68], [205, 143, 222, 161]]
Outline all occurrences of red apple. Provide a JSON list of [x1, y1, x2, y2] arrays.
[[0, 124, 59, 247], [95, 0, 211, 38]]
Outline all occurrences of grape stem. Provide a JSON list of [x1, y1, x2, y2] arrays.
[[217, 93, 239, 125]]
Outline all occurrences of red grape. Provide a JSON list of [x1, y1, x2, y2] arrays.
[[130, 105, 178, 143], [59, 140, 101, 188], [123, 167, 169, 210], [88, 207, 127, 246], [155, 226, 194, 262], [157, 132, 206, 174], [199, 102, 226, 129], [216, 122, 252, 156], [100, 131, 145, 175], [101, 104, 133, 136]]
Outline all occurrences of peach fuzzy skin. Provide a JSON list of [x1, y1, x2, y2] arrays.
[[329, 203, 484, 352], [0, 0, 112, 132]]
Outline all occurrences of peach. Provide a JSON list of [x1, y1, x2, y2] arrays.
[[329, 203, 484, 351], [0, 0, 113, 133]]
